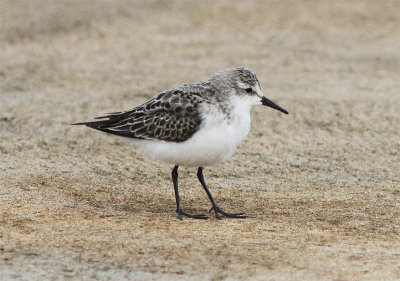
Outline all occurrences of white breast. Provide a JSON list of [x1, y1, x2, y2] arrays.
[[131, 101, 252, 167]]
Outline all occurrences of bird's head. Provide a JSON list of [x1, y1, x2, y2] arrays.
[[211, 67, 289, 114]]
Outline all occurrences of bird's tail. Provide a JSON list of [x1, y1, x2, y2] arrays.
[[71, 111, 125, 127], [71, 111, 140, 138], [71, 119, 118, 130]]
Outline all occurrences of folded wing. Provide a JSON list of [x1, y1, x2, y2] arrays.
[[73, 89, 204, 143]]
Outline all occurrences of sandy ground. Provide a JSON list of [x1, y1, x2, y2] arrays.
[[1, 0, 400, 280]]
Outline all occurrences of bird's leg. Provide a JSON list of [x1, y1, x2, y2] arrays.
[[172, 165, 208, 220], [197, 167, 247, 219]]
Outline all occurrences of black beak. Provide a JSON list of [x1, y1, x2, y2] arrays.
[[261, 96, 289, 114]]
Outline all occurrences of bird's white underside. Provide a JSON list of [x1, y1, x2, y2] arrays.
[[128, 94, 260, 167]]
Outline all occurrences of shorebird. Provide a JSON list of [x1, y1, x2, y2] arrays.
[[73, 67, 288, 219]]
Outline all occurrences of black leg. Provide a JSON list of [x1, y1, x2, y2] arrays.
[[172, 165, 208, 220], [197, 167, 247, 219]]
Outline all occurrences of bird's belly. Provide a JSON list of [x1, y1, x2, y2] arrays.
[[132, 114, 251, 167]]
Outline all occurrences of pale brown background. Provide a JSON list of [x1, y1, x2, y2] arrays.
[[1, 1, 399, 280]]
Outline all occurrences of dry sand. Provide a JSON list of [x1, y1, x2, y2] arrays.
[[1, 0, 399, 280]]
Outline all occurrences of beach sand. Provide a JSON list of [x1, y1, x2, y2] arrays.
[[1, 1, 399, 280]]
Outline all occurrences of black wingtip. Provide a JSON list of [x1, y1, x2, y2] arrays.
[[71, 122, 101, 128], [94, 112, 123, 119]]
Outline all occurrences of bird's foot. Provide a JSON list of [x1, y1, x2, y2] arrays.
[[209, 205, 247, 220], [176, 208, 208, 220]]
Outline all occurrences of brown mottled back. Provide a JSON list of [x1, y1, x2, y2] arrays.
[[76, 88, 204, 142]]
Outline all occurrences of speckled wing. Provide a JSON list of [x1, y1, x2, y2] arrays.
[[74, 89, 205, 142]]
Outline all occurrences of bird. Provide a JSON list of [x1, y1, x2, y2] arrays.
[[72, 66, 288, 220]]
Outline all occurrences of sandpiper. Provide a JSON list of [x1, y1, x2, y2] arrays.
[[73, 67, 288, 219]]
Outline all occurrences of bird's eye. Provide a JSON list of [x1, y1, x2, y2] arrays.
[[245, 88, 253, 93]]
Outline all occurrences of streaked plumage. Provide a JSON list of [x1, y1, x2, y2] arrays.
[[73, 67, 288, 219], [77, 89, 203, 142]]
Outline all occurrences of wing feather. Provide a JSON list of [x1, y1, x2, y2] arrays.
[[73, 88, 205, 142]]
